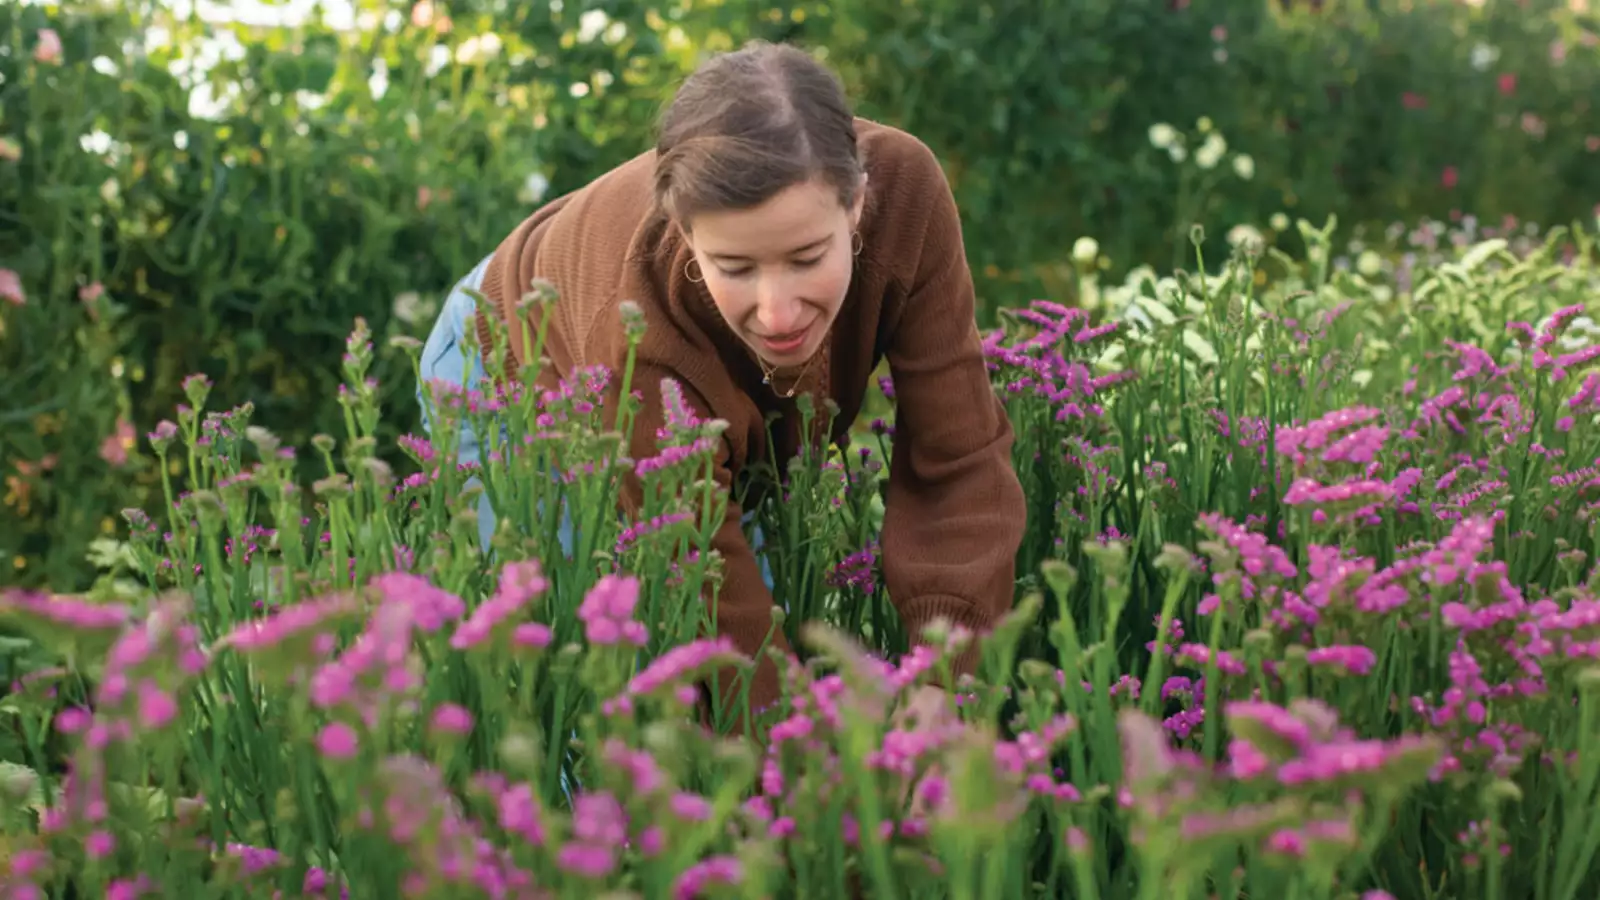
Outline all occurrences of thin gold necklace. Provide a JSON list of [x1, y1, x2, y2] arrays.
[[756, 346, 824, 399]]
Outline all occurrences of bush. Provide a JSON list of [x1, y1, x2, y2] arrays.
[[4, 219, 1600, 897]]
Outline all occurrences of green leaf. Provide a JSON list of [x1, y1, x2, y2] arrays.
[[0, 761, 45, 813]]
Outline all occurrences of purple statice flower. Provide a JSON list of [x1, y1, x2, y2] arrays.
[[1320, 425, 1389, 465], [396, 434, 437, 463], [317, 722, 359, 759], [576, 575, 647, 647], [624, 637, 745, 698], [450, 560, 547, 650], [1283, 476, 1395, 509], [0, 590, 130, 632], [657, 377, 704, 441], [572, 791, 628, 846], [1226, 700, 1313, 750], [602, 739, 666, 795], [635, 437, 720, 478], [672, 855, 743, 899], [1196, 513, 1297, 599], [217, 593, 360, 655], [1275, 407, 1383, 465], [614, 511, 695, 557], [825, 542, 880, 594], [1446, 340, 1507, 382], [494, 781, 546, 846], [1178, 803, 1285, 840], [429, 703, 474, 736], [1175, 643, 1247, 677], [371, 573, 465, 634], [1305, 645, 1378, 676], [1421, 516, 1496, 587]]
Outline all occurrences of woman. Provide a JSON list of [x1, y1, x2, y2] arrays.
[[418, 40, 1026, 724]]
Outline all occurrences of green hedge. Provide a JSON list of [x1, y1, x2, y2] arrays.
[[2, 0, 1598, 591]]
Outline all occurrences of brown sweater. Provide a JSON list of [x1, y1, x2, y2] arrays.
[[473, 118, 1025, 715]]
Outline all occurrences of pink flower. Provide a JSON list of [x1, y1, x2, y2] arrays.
[[99, 417, 137, 467], [1441, 166, 1459, 189], [1305, 645, 1378, 676], [317, 722, 358, 759], [496, 781, 546, 845], [85, 829, 115, 859], [450, 559, 546, 649], [106, 876, 153, 900], [136, 681, 178, 729], [1497, 72, 1517, 95], [78, 282, 104, 303], [0, 268, 24, 305], [672, 855, 743, 899], [556, 843, 615, 879], [577, 574, 648, 646], [512, 622, 552, 648], [669, 792, 712, 821], [34, 29, 62, 65], [429, 703, 473, 735]]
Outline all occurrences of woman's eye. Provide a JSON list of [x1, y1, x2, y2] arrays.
[[792, 255, 824, 269], [717, 266, 754, 278]]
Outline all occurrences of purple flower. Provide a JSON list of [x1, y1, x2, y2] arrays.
[[673, 855, 743, 899], [577, 575, 648, 647], [1305, 645, 1378, 676]]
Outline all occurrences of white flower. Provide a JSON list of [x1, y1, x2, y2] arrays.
[[1226, 224, 1264, 252], [1168, 145, 1187, 163], [1357, 250, 1383, 278], [393, 291, 425, 325], [1072, 237, 1099, 265], [1470, 42, 1499, 71], [577, 9, 609, 43], [1232, 153, 1254, 181], [455, 33, 503, 65], [519, 172, 549, 205], [1148, 123, 1178, 150], [1270, 212, 1290, 231], [1195, 132, 1227, 170]]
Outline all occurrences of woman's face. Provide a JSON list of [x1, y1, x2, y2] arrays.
[[682, 176, 865, 368]]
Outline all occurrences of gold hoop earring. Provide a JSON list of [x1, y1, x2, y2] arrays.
[[684, 257, 705, 284], [851, 231, 863, 256]]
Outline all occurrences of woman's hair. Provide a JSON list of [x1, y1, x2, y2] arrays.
[[653, 41, 864, 228]]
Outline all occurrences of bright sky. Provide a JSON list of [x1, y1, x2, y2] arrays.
[[159, 0, 363, 29]]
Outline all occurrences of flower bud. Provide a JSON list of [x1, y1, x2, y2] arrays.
[[313, 474, 352, 498], [1577, 667, 1600, 695], [499, 731, 541, 770], [245, 426, 280, 458], [618, 300, 647, 342], [1481, 778, 1523, 806]]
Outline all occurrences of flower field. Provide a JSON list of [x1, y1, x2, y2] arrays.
[[5, 216, 1600, 899]]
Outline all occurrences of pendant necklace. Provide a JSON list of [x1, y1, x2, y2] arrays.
[[757, 346, 824, 399]]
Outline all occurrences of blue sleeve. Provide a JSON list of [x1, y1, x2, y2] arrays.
[[417, 254, 498, 549]]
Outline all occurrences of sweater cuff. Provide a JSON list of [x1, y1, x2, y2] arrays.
[[898, 593, 995, 687]]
